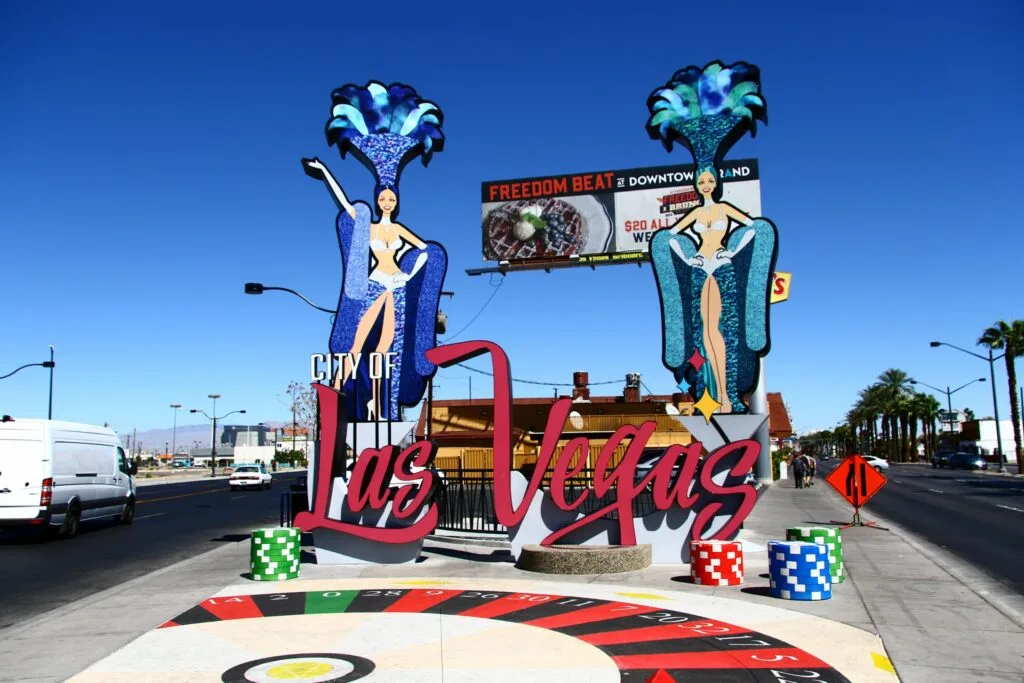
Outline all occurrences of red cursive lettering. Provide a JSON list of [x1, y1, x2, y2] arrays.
[[298, 342, 762, 551]]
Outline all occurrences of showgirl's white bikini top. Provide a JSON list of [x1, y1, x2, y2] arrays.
[[693, 203, 728, 233], [370, 237, 403, 251], [693, 219, 728, 233]]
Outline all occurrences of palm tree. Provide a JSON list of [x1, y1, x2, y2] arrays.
[[856, 385, 886, 453], [917, 393, 941, 457], [978, 320, 1024, 471], [875, 369, 913, 461]]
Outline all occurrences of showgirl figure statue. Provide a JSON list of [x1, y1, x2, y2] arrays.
[[647, 62, 779, 416], [303, 81, 448, 422]]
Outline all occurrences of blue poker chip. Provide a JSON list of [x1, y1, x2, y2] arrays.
[[769, 578, 833, 594], [770, 573, 831, 587], [768, 546, 827, 563], [770, 585, 832, 601], [770, 561, 831, 573], [768, 541, 827, 555], [770, 565, 830, 579]]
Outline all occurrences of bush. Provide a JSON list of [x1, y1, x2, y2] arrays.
[[773, 446, 794, 481], [275, 450, 305, 467]]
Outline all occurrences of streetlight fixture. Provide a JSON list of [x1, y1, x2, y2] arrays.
[[170, 403, 182, 457], [930, 341, 1007, 473], [1, 356, 56, 418], [909, 377, 986, 450], [191, 396, 245, 477], [244, 283, 335, 314]]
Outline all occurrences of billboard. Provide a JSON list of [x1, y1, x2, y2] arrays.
[[481, 159, 760, 266]]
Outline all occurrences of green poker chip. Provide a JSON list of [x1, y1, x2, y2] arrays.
[[251, 546, 300, 557], [250, 571, 300, 581]]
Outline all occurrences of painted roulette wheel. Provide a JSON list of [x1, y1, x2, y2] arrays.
[[89, 586, 856, 682]]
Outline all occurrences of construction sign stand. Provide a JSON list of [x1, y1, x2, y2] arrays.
[[824, 454, 889, 531]]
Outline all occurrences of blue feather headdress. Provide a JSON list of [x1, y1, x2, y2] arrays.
[[326, 81, 445, 189], [646, 61, 767, 174]]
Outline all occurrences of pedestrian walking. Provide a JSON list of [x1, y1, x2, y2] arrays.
[[792, 454, 806, 489], [806, 455, 816, 487]]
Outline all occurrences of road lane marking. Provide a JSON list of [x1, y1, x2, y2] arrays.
[[927, 488, 944, 494], [138, 488, 224, 504], [997, 504, 1024, 513], [231, 495, 246, 500], [135, 513, 166, 521]]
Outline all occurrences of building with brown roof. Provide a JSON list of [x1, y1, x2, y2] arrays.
[[414, 372, 792, 474]]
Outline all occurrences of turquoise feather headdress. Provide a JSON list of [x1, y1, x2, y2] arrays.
[[326, 81, 445, 189], [646, 61, 767, 174]]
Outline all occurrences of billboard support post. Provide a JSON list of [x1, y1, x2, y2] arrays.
[[750, 361, 772, 484]]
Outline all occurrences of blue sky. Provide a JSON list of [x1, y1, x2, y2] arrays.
[[1, 1, 1021, 439]]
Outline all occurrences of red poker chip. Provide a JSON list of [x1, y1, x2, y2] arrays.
[[690, 541, 745, 586]]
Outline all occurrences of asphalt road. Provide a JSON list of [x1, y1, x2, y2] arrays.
[[818, 460, 1024, 595], [0, 470, 306, 630]]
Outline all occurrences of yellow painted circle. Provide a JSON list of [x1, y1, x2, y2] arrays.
[[266, 661, 333, 679]]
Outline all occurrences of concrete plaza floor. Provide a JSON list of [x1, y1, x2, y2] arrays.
[[2, 478, 1022, 682]]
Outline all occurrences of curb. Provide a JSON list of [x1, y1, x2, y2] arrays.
[[2, 537, 245, 638], [820, 486, 1024, 631]]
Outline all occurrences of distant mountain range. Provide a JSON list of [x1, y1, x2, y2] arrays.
[[118, 421, 288, 454]]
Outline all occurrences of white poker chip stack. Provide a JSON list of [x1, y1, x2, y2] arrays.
[[767, 540, 832, 601]]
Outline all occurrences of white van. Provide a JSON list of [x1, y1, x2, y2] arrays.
[[0, 418, 137, 538]]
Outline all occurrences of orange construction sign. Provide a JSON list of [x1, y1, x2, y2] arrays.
[[825, 455, 887, 508]]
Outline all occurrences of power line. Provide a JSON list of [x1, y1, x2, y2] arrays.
[[441, 274, 504, 343], [453, 362, 621, 388]]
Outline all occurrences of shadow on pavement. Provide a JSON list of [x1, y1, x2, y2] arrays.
[[669, 575, 696, 584], [740, 586, 776, 597], [210, 533, 250, 543]]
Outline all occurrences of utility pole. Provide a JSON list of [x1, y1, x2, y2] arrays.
[[170, 403, 181, 457], [292, 403, 298, 464], [48, 345, 54, 419]]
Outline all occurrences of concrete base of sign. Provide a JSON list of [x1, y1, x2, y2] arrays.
[[516, 544, 652, 574], [310, 476, 427, 566]]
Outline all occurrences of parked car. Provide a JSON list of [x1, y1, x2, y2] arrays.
[[931, 451, 954, 468], [946, 452, 988, 471], [861, 455, 889, 472], [0, 418, 137, 537], [229, 463, 272, 490]]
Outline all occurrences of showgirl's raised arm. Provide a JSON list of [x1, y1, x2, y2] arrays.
[[302, 157, 355, 217]]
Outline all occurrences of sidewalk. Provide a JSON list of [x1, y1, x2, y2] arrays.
[[3, 478, 1022, 681], [133, 468, 307, 487], [756, 477, 1024, 682]]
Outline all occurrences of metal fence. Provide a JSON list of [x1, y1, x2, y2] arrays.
[[434, 467, 661, 535]]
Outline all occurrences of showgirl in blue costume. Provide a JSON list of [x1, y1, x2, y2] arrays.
[[647, 62, 778, 415], [303, 81, 447, 422]]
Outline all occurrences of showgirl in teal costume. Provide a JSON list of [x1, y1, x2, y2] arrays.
[[647, 62, 778, 415]]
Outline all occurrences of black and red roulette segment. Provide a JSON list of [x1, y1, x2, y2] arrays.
[[162, 587, 852, 682]]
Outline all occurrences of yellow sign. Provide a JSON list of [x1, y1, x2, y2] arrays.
[[770, 271, 792, 304]]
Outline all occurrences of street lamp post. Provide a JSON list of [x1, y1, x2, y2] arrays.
[[930, 341, 1007, 473], [909, 377, 985, 451], [170, 403, 182, 457], [1, 357, 57, 417], [191, 396, 245, 477], [48, 345, 54, 419]]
